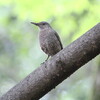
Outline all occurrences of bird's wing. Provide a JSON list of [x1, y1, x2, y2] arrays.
[[54, 32, 63, 49]]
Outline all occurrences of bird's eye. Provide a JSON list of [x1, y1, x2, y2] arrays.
[[43, 23, 45, 25]]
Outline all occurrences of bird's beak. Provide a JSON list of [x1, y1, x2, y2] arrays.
[[31, 22, 39, 26]]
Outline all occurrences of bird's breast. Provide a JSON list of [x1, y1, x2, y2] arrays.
[[39, 29, 62, 56]]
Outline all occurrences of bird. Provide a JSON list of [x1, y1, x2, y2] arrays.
[[31, 21, 63, 61]]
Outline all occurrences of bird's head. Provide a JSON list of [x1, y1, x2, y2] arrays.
[[31, 21, 51, 30]]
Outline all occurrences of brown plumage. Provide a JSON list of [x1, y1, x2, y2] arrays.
[[31, 21, 63, 60]]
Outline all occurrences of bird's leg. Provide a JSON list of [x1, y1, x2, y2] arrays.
[[41, 55, 50, 65], [45, 55, 50, 61]]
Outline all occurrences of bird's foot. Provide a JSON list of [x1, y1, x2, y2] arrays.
[[41, 61, 45, 65], [41, 59, 47, 65]]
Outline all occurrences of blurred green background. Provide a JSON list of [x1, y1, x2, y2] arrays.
[[0, 0, 100, 100]]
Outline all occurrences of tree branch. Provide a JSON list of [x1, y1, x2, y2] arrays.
[[0, 23, 100, 100]]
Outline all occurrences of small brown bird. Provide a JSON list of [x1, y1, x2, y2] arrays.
[[31, 21, 63, 60]]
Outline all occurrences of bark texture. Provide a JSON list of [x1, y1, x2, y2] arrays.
[[0, 23, 100, 100]]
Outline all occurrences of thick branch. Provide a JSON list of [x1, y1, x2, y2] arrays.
[[0, 23, 100, 100]]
